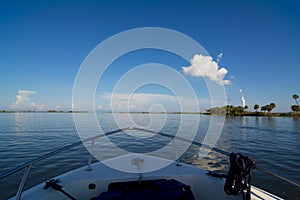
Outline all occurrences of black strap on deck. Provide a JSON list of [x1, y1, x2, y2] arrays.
[[44, 179, 77, 200], [224, 152, 256, 200]]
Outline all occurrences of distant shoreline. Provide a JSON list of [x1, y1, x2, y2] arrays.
[[0, 110, 88, 113], [0, 110, 299, 117], [247, 112, 300, 117], [208, 112, 300, 117]]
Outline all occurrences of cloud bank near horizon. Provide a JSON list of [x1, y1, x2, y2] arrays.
[[10, 90, 44, 110], [182, 54, 230, 86], [97, 92, 211, 112]]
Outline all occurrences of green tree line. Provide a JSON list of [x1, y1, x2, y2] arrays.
[[207, 93, 299, 116]]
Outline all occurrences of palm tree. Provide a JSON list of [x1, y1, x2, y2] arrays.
[[226, 105, 233, 115], [254, 104, 259, 113], [291, 105, 300, 113], [266, 103, 276, 114], [266, 105, 272, 113], [261, 103, 276, 114], [270, 102, 276, 110], [261, 106, 266, 112], [292, 94, 299, 105]]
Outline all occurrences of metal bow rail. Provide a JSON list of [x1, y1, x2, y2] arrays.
[[0, 128, 125, 200], [0, 127, 299, 200]]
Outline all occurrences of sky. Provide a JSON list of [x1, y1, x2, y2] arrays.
[[0, 0, 300, 112]]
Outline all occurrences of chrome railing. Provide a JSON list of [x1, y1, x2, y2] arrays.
[[0, 128, 127, 200]]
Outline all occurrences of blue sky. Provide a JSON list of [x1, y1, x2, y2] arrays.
[[0, 0, 299, 112]]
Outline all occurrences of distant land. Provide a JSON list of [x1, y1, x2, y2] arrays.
[[0, 109, 299, 117], [206, 105, 300, 117], [0, 110, 203, 114], [0, 110, 88, 113]]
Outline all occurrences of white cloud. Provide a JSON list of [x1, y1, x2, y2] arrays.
[[216, 53, 223, 63], [55, 105, 61, 110], [100, 93, 210, 112], [11, 90, 44, 110], [182, 54, 230, 86], [96, 105, 103, 110]]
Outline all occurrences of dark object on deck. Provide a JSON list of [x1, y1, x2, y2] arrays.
[[44, 179, 76, 200], [224, 152, 256, 200], [97, 179, 195, 200]]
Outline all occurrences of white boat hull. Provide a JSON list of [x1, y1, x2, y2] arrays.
[[11, 154, 283, 200]]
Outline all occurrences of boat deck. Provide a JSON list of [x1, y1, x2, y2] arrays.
[[12, 154, 283, 200]]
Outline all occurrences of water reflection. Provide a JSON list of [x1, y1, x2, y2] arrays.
[[292, 116, 300, 147], [255, 116, 260, 127], [261, 116, 276, 129], [14, 112, 22, 133], [292, 116, 300, 130], [13, 112, 35, 135], [181, 144, 228, 174], [242, 116, 248, 126]]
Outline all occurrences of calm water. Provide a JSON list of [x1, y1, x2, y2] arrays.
[[0, 113, 299, 199]]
